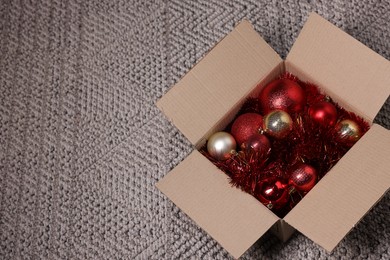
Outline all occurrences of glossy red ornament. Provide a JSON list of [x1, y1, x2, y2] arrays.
[[308, 101, 338, 126], [288, 163, 318, 192], [231, 113, 263, 145], [259, 79, 306, 114], [240, 134, 271, 155], [255, 178, 289, 210]]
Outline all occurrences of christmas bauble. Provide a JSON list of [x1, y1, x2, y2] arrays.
[[263, 110, 293, 139], [308, 101, 338, 126], [241, 134, 271, 155], [255, 178, 289, 210], [288, 163, 318, 192], [259, 79, 306, 114], [335, 119, 362, 145], [231, 113, 263, 145], [207, 132, 236, 161]]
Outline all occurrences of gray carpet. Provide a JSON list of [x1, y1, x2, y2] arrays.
[[0, 0, 389, 259]]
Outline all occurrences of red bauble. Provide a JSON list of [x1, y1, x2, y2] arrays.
[[231, 113, 263, 145], [308, 101, 338, 126], [288, 163, 317, 192], [240, 134, 271, 155], [255, 178, 289, 210], [259, 79, 306, 114]]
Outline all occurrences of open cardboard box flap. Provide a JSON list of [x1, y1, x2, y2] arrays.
[[284, 124, 390, 251], [157, 20, 282, 146], [286, 13, 390, 123], [156, 150, 279, 258]]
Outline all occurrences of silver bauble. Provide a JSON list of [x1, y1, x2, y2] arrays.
[[207, 131, 237, 161]]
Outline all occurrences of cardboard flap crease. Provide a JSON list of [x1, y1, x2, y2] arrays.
[[284, 124, 390, 251]]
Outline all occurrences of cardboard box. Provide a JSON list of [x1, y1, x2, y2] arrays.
[[156, 13, 390, 258]]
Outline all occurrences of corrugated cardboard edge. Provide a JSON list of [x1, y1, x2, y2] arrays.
[[156, 151, 279, 258], [270, 219, 296, 242], [157, 20, 282, 146], [284, 124, 390, 252], [286, 12, 390, 123]]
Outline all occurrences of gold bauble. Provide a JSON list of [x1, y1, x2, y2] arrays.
[[335, 119, 362, 145], [263, 110, 293, 139]]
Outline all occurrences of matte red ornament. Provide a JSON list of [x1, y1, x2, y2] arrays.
[[308, 101, 338, 126], [288, 163, 318, 192], [259, 79, 306, 114], [231, 113, 263, 145], [255, 178, 289, 210], [240, 134, 271, 155]]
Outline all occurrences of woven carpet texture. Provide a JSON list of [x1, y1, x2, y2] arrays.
[[0, 0, 389, 259]]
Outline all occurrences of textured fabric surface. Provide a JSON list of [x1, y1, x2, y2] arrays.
[[0, 0, 389, 259]]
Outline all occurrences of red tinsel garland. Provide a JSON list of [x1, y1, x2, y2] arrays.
[[201, 73, 369, 217]]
